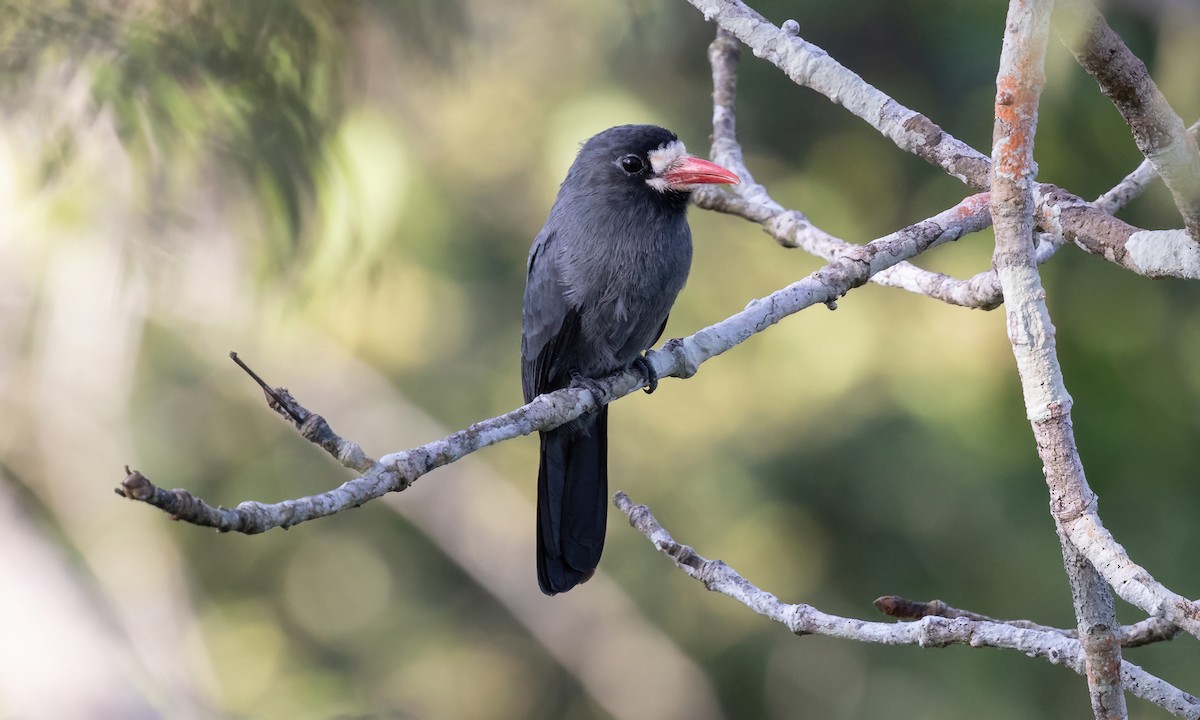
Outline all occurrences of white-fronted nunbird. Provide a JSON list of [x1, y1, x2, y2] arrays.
[[521, 124, 738, 595]]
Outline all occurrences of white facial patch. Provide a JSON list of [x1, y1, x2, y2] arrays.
[[645, 140, 687, 193]]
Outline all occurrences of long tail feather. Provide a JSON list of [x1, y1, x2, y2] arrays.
[[536, 408, 609, 595]]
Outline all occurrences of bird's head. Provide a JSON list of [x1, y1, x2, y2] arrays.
[[567, 125, 739, 209]]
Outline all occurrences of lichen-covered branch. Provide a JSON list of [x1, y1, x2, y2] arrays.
[[118, 195, 990, 531], [875, 596, 1180, 648], [1095, 120, 1200, 215], [986, 27, 1200, 652], [689, 0, 988, 185], [695, 30, 1007, 310], [691, 0, 1200, 668], [990, 2, 1126, 716], [697, 28, 1199, 325], [1039, 185, 1200, 278], [615, 493, 1200, 719], [685, 0, 1200, 280], [1054, 0, 1200, 242]]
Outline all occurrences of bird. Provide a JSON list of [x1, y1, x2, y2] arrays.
[[521, 124, 738, 595]]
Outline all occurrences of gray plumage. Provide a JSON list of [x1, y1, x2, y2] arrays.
[[521, 125, 736, 595]]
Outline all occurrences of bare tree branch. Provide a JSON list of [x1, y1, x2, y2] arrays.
[[615, 493, 1200, 719], [1054, 0, 1200, 241], [697, 29, 1070, 311], [697, 28, 1198, 327], [688, 6, 1200, 686], [696, 30, 1006, 310], [685, 0, 1200, 279], [112, 3, 1200, 713], [1094, 119, 1200, 214], [700, 25, 1200, 296], [990, 1, 1126, 716], [1038, 185, 1200, 277], [118, 194, 991, 530], [689, 1, 988, 184], [875, 596, 1181, 648]]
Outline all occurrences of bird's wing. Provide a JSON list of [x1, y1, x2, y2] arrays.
[[521, 228, 579, 403]]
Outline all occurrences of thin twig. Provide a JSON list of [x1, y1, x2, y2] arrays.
[[615, 493, 1200, 719], [874, 595, 1075, 637], [1094, 120, 1200, 215], [229, 351, 306, 424], [874, 596, 1181, 648]]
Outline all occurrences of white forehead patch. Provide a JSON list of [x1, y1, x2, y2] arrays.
[[647, 140, 687, 175], [646, 140, 687, 193]]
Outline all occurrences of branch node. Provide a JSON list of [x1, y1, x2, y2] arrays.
[[763, 211, 808, 248], [119, 465, 155, 501], [299, 413, 330, 443], [660, 337, 700, 379]]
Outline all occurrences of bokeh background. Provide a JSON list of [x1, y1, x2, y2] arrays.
[[2, 0, 1199, 718]]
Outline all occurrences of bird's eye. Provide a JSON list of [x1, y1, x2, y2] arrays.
[[618, 154, 645, 174]]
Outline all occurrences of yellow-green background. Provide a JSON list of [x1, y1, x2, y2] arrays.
[[2, 0, 1198, 717]]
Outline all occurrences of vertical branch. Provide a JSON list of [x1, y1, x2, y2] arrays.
[[1054, 0, 1200, 242], [990, 1, 1127, 719]]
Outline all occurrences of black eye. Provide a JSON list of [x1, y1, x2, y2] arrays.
[[618, 154, 645, 174]]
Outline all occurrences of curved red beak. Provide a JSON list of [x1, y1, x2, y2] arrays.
[[662, 156, 740, 190]]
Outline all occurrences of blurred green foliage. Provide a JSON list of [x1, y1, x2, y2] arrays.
[[2, 0, 1200, 718]]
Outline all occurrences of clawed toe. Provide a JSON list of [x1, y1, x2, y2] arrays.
[[631, 356, 658, 394], [569, 371, 608, 403]]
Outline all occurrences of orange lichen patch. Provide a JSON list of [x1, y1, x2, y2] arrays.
[[955, 192, 991, 219], [993, 75, 1037, 177]]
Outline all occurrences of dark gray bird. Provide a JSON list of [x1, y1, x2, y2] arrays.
[[521, 124, 738, 595]]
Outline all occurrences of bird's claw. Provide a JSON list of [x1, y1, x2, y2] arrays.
[[631, 356, 658, 394], [569, 371, 609, 404]]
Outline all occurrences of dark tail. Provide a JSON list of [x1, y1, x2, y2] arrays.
[[536, 407, 608, 595]]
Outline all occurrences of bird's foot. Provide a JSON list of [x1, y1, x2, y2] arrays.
[[631, 356, 658, 394], [569, 371, 609, 404]]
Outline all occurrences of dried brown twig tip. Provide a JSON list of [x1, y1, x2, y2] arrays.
[[874, 595, 929, 619], [117, 465, 154, 500], [229, 351, 306, 424]]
